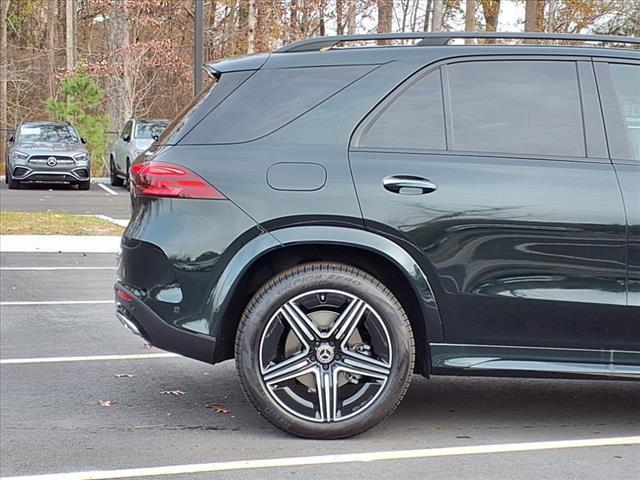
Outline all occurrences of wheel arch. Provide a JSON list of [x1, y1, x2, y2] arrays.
[[211, 226, 444, 375]]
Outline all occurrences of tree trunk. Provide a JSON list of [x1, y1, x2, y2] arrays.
[[423, 0, 432, 31], [346, 0, 356, 34], [246, 0, 256, 53], [536, 0, 546, 31], [1, 0, 9, 165], [336, 0, 344, 35], [480, 0, 500, 32], [47, 0, 56, 97], [107, 4, 132, 131], [65, 0, 74, 70], [431, 0, 443, 32], [377, 0, 392, 33], [464, 0, 476, 44], [525, 0, 537, 31]]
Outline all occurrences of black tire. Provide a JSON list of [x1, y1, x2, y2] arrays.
[[124, 159, 131, 190], [78, 180, 91, 190], [110, 158, 124, 187], [7, 170, 20, 190], [236, 262, 414, 439]]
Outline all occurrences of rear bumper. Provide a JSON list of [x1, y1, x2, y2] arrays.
[[114, 282, 216, 363]]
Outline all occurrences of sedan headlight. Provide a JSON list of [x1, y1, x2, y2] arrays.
[[73, 153, 90, 165], [10, 150, 29, 162]]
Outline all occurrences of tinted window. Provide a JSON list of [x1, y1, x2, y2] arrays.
[[448, 61, 585, 157], [121, 121, 133, 140], [18, 124, 79, 143], [183, 65, 373, 144], [609, 64, 640, 160], [358, 69, 446, 150], [135, 120, 169, 139], [156, 71, 253, 145]]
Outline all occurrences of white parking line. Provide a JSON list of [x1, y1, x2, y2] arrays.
[[96, 183, 119, 195], [0, 300, 113, 306], [0, 267, 116, 271], [0, 353, 178, 364], [3, 436, 639, 480]]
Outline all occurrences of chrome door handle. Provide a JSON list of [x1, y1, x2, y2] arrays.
[[383, 175, 438, 194]]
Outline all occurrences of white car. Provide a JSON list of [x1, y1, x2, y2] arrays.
[[109, 118, 168, 187]]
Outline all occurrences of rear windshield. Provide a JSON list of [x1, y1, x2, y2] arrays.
[[181, 65, 374, 145], [135, 120, 169, 139], [18, 124, 79, 143]]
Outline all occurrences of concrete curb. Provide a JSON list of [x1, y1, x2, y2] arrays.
[[0, 235, 120, 253]]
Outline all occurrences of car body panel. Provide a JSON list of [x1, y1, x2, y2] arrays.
[[116, 41, 640, 380]]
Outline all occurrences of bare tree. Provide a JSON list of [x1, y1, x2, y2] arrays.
[[47, 0, 57, 97], [247, 0, 256, 53], [346, 0, 356, 34], [65, 0, 75, 70], [336, 0, 344, 34], [480, 0, 501, 31], [423, 0, 432, 31], [525, 0, 538, 31], [431, 0, 443, 31], [1, 0, 9, 164], [465, 0, 477, 41], [377, 0, 393, 33]]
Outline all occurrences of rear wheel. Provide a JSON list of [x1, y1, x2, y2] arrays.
[[110, 158, 124, 187], [236, 262, 414, 439]]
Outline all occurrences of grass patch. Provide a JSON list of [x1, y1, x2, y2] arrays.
[[0, 211, 124, 235]]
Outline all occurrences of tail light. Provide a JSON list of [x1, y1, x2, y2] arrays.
[[130, 161, 226, 200]]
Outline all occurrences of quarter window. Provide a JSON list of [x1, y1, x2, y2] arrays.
[[358, 69, 446, 150], [609, 64, 640, 161], [447, 60, 585, 157]]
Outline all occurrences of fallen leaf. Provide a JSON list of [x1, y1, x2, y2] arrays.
[[161, 390, 185, 396], [208, 403, 231, 414], [143, 342, 153, 349], [114, 373, 134, 378], [97, 400, 117, 407]]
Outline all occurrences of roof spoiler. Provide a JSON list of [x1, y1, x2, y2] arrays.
[[203, 54, 270, 79]]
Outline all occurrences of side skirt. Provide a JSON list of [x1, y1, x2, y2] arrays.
[[429, 343, 640, 380]]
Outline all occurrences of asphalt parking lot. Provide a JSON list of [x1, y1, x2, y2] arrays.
[[1, 252, 639, 479], [0, 179, 130, 218]]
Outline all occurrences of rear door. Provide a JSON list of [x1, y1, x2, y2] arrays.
[[594, 59, 640, 317], [349, 57, 632, 350], [114, 121, 133, 171]]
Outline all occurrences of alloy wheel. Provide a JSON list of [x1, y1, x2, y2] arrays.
[[258, 289, 392, 423]]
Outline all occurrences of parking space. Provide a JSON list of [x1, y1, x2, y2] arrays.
[[0, 180, 130, 218], [1, 252, 639, 479]]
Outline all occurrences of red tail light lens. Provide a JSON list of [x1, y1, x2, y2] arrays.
[[130, 161, 226, 200]]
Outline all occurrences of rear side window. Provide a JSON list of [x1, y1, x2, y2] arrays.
[[357, 70, 446, 150], [609, 64, 640, 160], [156, 71, 253, 146], [183, 65, 373, 144], [447, 61, 585, 157]]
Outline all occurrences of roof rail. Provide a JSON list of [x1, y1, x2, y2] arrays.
[[275, 32, 640, 53]]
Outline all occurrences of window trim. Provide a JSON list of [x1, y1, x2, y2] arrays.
[[593, 58, 640, 165], [351, 54, 611, 164]]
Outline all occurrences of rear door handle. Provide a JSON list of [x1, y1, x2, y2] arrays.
[[383, 175, 438, 194]]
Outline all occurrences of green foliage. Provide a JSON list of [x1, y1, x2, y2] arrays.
[[46, 69, 111, 173]]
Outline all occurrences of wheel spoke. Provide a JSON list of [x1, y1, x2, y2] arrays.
[[329, 298, 366, 342], [339, 352, 391, 380], [315, 366, 338, 422], [280, 300, 320, 344], [263, 354, 316, 385]]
